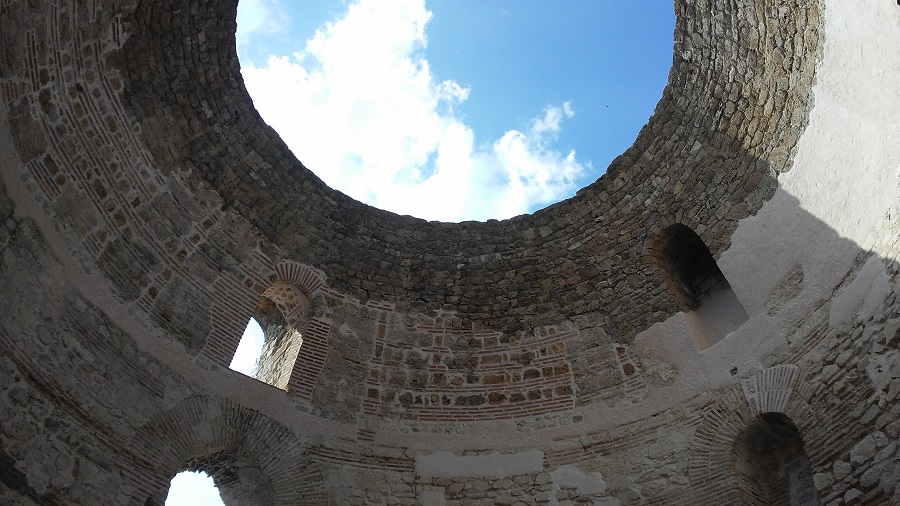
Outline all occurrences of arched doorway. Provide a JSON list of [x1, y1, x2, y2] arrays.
[[732, 412, 821, 505], [165, 471, 224, 506]]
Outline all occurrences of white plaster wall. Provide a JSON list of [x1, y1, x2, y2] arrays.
[[781, 0, 900, 241], [637, 0, 900, 397], [720, 0, 900, 366], [728, 0, 900, 296]]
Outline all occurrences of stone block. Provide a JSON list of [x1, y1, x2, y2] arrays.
[[850, 436, 878, 465]]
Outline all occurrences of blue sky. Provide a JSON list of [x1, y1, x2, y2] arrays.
[[167, 1, 673, 503], [235, 0, 673, 222]]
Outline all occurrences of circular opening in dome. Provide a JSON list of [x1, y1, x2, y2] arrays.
[[236, 0, 674, 222]]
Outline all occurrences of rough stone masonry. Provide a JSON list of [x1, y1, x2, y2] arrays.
[[1, 0, 900, 504]]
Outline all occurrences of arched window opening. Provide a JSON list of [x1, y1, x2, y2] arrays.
[[229, 282, 309, 390], [652, 224, 748, 349], [252, 284, 307, 389], [165, 471, 225, 506], [732, 412, 821, 506]]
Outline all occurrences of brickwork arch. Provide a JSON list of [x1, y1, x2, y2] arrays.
[[268, 261, 332, 400], [198, 257, 331, 397], [134, 396, 322, 505], [686, 364, 863, 504], [224, 260, 332, 399]]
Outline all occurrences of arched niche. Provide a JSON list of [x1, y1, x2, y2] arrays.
[[651, 223, 748, 349], [732, 412, 821, 506], [221, 262, 330, 399]]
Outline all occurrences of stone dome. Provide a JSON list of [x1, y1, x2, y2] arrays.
[[1, 0, 899, 504]]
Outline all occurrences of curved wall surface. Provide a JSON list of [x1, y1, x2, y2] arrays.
[[1, 0, 899, 504]]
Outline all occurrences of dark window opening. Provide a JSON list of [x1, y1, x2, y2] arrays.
[[652, 224, 748, 349], [655, 224, 727, 310]]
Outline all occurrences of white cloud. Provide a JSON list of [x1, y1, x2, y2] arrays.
[[235, 0, 287, 49], [239, 0, 590, 222]]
